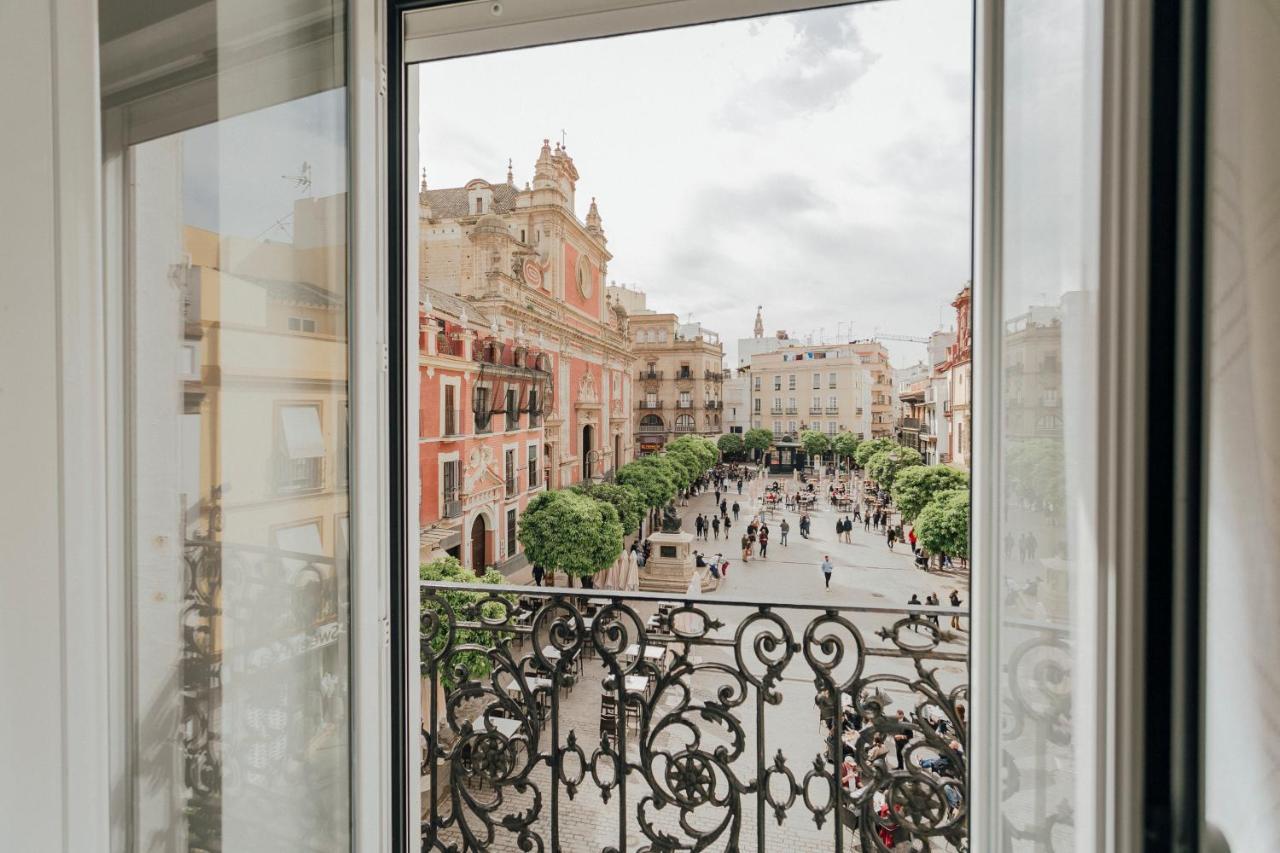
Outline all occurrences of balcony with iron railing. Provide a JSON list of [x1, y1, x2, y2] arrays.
[[676, 400, 693, 409], [785, 406, 799, 415], [639, 400, 663, 410], [704, 369, 724, 383], [705, 400, 722, 410], [825, 406, 839, 414], [638, 421, 666, 434], [639, 369, 663, 381], [809, 406, 823, 415], [418, 584, 969, 852]]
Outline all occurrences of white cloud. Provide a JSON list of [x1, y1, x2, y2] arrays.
[[417, 0, 972, 365]]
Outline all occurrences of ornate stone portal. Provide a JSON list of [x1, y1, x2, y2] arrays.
[[638, 530, 716, 593]]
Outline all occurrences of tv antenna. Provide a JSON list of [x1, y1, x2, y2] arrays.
[[282, 161, 313, 195]]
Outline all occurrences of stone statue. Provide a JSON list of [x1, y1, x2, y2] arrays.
[[660, 503, 682, 534]]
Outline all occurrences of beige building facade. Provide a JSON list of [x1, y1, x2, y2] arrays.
[[628, 312, 725, 452], [746, 340, 893, 439]]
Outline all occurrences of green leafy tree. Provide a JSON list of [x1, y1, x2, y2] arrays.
[[669, 434, 719, 472], [517, 490, 623, 584], [853, 437, 897, 468], [572, 481, 645, 536], [419, 556, 510, 691], [717, 432, 745, 458], [1006, 438, 1065, 513], [866, 446, 923, 490], [799, 430, 832, 463], [914, 489, 970, 559], [832, 431, 862, 465], [616, 456, 678, 511], [743, 427, 774, 459], [891, 465, 970, 522]]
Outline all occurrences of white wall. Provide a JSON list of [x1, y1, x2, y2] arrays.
[[0, 1, 109, 851]]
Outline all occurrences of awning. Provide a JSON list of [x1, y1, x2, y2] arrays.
[[280, 405, 325, 458]]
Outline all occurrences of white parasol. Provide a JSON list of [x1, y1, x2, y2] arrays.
[[623, 549, 640, 591]]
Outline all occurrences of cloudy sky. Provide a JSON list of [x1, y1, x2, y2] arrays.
[[418, 0, 973, 367]]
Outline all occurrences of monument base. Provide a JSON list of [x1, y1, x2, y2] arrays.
[[638, 531, 718, 594]]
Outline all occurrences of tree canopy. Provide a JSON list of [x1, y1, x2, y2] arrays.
[[891, 465, 970, 522], [743, 427, 774, 455], [717, 432, 745, 457], [832, 431, 861, 463], [799, 429, 832, 459], [517, 489, 623, 580], [1006, 438, 1065, 513], [615, 455, 679, 509], [914, 489, 969, 559], [853, 437, 897, 468], [667, 434, 719, 472], [419, 556, 509, 690], [865, 445, 923, 490], [571, 481, 645, 536]]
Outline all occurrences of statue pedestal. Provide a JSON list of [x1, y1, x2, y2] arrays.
[[638, 531, 717, 594]]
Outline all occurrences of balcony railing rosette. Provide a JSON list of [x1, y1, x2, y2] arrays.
[[419, 583, 968, 852]]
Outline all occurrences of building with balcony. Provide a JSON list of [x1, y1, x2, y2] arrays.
[[940, 284, 973, 470], [746, 338, 891, 439], [623, 294, 725, 452], [417, 141, 635, 573]]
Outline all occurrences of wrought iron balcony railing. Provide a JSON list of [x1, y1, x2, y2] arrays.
[[419, 583, 968, 852]]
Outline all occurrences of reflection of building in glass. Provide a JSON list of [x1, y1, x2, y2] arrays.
[[417, 140, 633, 574], [1002, 306, 1064, 440]]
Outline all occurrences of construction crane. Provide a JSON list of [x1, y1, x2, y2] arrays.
[[872, 330, 930, 345]]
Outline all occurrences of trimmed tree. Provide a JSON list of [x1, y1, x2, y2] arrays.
[[717, 432, 745, 458], [419, 556, 509, 691], [866, 446, 923, 491], [517, 490, 624, 587], [832, 431, 862, 467], [799, 430, 832, 465], [743, 427, 774, 460], [616, 456, 679, 514], [853, 437, 897, 469], [891, 465, 970, 523], [572, 481, 645, 537], [914, 489, 970, 560], [667, 435, 717, 484]]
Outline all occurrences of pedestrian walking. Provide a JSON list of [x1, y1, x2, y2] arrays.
[[711, 515, 721, 539], [820, 555, 834, 589], [695, 514, 705, 540], [737, 479, 744, 495], [908, 526, 918, 552], [887, 526, 897, 550], [759, 526, 769, 558], [864, 512, 871, 532], [532, 563, 545, 586], [732, 501, 740, 521], [843, 516, 853, 543], [720, 499, 728, 517], [835, 516, 844, 540], [949, 589, 963, 629], [907, 594, 923, 632], [893, 709, 913, 769], [779, 518, 790, 546], [925, 593, 940, 626], [741, 533, 752, 562]]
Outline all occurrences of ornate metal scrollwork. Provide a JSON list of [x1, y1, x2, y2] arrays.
[[420, 584, 969, 852]]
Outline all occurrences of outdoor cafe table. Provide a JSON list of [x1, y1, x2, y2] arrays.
[[622, 644, 667, 664], [624, 675, 649, 693], [503, 675, 553, 698], [474, 715, 522, 738]]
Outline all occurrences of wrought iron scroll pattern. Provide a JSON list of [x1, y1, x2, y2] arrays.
[[420, 585, 968, 852]]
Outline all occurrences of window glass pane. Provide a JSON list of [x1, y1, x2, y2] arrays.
[[997, 0, 1100, 847], [108, 0, 350, 848]]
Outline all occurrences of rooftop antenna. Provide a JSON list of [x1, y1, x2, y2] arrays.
[[560, 129, 568, 148], [282, 161, 312, 196]]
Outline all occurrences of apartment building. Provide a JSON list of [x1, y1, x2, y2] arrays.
[[628, 311, 725, 452], [746, 340, 892, 439]]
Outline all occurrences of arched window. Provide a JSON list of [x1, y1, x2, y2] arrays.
[[639, 414, 664, 433], [675, 414, 695, 433]]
